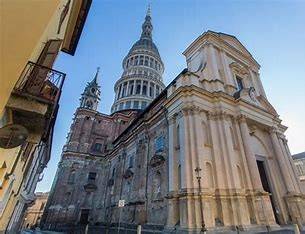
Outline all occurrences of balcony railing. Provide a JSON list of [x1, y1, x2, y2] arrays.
[[14, 61, 66, 104]]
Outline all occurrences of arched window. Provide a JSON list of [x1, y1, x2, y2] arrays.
[[85, 100, 93, 108], [142, 84, 147, 95]]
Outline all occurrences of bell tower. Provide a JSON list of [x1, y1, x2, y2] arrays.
[[79, 67, 101, 111]]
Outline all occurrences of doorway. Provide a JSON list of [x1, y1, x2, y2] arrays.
[[79, 209, 90, 224], [256, 160, 279, 224]]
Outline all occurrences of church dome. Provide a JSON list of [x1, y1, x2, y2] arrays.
[[128, 38, 161, 59], [111, 6, 165, 114]]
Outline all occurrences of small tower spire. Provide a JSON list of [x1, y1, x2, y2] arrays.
[[91, 67, 100, 85], [141, 4, 153, 39], [146, 3, 151, 17], [79, 68, 101, 111]]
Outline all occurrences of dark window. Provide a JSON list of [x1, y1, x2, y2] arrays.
[[93, 143, 102, 152], [112, 168, 116, 177], [155, 136, 165, 153], [129, 156, 134, 168], [129, 84, 134, 95], [88, 172, 97, 181], [142, 85, 147, 95], [136, 83, 141, 94], [236, 76, 244, 90]]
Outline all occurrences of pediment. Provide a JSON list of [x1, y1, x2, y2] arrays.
[[234, 88, 278, 116], [257, 95, 278, 116], [217, 33, 253, 58]]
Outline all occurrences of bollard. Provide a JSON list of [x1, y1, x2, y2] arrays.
[[293, 224, 300, 234], [137, 225, 142, 234]]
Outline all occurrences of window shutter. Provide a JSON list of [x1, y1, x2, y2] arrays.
[[25, 40, 62, 96], [37, 39, 62, 68]]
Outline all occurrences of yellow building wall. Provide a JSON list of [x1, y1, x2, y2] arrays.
[[0, 0, 61, 115]]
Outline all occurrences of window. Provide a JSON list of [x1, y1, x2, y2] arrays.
[[119, 103, 124, 110], [128, 156, 134, 168], [141, 101, 147, 109], [156, 86, 160, 96], [88, 172, 96, 181], [236, 76, 244, 90], [144, 57, 149, 66], [118, 85, 122, 98], [149, 84, 154, 97], [129, 83, 134, 95], [112, 168, 116, 177], [155, 136, 165, 153], [140, 56, 144, 65], [122, 83, 127, 97], [142, 83, 147, 95], [136, 82, 141, 94], [93, 143, 102, 152], [134, 101, 139, 109], [126, 101, 131, 109], [135, 56, 138, 65]]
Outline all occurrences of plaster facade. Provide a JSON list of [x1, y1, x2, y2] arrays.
[[0, 0, 92, 232], [41, 11, 305, 234]]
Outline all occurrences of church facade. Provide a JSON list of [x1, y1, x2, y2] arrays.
[[41, 8, 305, 233]]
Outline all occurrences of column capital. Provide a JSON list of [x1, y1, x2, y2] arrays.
[[207, 111, 232, 121], [236, 114, 247, 123], [168, 114, 177, 125], [267, 126, 278, 134], [181, 104, 201, 116]]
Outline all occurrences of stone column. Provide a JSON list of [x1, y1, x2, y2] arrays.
[[167, 116, 180, 228], [168, 115, 178, 192], [280, 136, 302, 193], [207, 112, 226, 189], [179, 109, 196, 229], [126, 80, 130, 96], [269, 128, 295, 193], [180, 109, 193, 189], [238, 115, 263, 191], [140, 80, 144, 95], [132, 80, 136, 95]]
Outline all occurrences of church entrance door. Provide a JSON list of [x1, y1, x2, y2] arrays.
[[256, 160, 279, 224]]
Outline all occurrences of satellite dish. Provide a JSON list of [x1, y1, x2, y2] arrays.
[[0, 124, 28, 149]]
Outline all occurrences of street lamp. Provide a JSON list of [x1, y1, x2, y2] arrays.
[[195, 167, 207, 233]]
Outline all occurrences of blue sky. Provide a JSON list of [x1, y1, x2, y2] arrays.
[[36, 0, 305, 192]]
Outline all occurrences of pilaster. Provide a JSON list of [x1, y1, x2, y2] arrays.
[[237, 115, 263, 191]]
